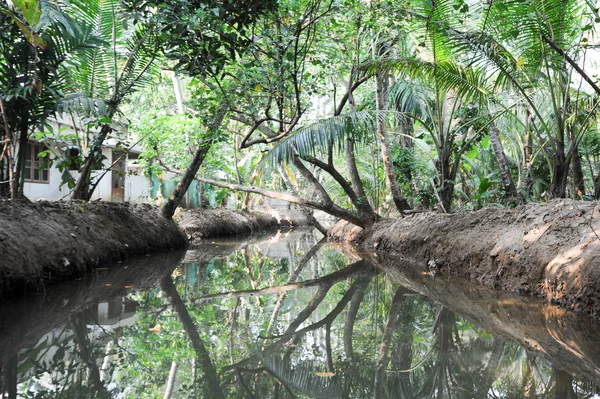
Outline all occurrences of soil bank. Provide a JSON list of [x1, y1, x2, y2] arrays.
[[177, 208, 309, 241], [330, 200, 600, 320], [0, 200, 187, 302]]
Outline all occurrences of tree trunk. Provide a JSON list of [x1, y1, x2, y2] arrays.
[[163, 361, 178, 399], [375, 70, 411, 214], [549, 152, 570, 199], [172, 74, 185, 115], [517, 122, 534, 198], [489, 125, 521, 204], [374, 287, 407, 399], [196, 176, 367, 227], [12, 110, 29, 197], [70, 313, 110, 397], [343, 274, 373, 357], [301, 154, 378, 225], [594, 169, 600, 200], [3, 354, 17, 399], [571, 142, 585, 198], [162, 104, 226, 219], [0, 98, 15, 199], [160, 275, 225, 399], [72, 124, 112, 200], [440, 179, 454, 214], [552, 368, 577, 399], [162, 142, 212, 219], [189, 260, 365, 303], [549, 116, 569, 198], [344, 139, 378, 221]]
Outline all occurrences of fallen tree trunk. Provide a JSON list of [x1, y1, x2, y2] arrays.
[[196, 177, 366, 227]]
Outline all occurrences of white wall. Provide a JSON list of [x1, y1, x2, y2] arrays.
[[126, 174, 151, 202], [24, 146, 151, 204], [23, 159, 68, 201]]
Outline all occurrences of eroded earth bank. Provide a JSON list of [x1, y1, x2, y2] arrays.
[[0, 200, 308, 302], [331, 200, 600, 320]]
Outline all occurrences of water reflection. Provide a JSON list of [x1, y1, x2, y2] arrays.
[[1, 229, 599, 398]]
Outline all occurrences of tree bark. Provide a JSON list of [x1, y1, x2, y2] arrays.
[[489, 125, 521, 204], [3, 354, 17, 399], [70, 313, 110, 397], [163, 361, 178, 399], [571, 141, 585, 198], [190, 260, 364, 303], [72, 124, 112, 200], [196, 176, 367, 227], [552, 368, 577, 399], [12, 109, 29, 197], [160, 275, 225, 399], [549, 153, 570, 199], [162, 106, 226, 219], [301, 154, 378, 225], [517, 115, 534, 197], [343, 274, 373, 357], [374, 287, 406, 399], [375, 70, 410, 214], [162, 142, 212, 219]]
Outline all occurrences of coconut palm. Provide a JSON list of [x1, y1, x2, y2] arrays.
[[54, 0, 162, 200]]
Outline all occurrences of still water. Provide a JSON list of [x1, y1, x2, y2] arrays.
[[1, 228, 599, 398]]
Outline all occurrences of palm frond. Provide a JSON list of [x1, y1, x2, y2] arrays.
[[366, 58, 492, 102], [259, 111, 387, 169]]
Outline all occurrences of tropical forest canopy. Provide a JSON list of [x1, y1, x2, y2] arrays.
[[2, 0, 600, 223]]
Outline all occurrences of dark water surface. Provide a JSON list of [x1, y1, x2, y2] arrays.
[[1, 228, 599, 398]]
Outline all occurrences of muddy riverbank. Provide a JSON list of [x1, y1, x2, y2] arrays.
[[330, 200, 600, 320], [176, 207, 309, 241], [0, 201, 310, 303], [0, 200, 187, 302]]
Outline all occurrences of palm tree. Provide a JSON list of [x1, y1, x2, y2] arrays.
[[61, 0, 161, 200], [445, 0, 597, 199], [0, 0, 99, 199]]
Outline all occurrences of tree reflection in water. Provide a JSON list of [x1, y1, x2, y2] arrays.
[[2, 229, 600, 398]]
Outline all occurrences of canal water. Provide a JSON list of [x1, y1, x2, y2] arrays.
[[1, 228, 599, 398]]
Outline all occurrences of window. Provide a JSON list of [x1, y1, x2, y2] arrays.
[[25, 142, 49, 183]]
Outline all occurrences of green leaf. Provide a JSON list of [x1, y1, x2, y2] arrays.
[[12, 0, 41, 25]]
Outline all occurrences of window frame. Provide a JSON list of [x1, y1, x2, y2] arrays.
[[24, 141, 50, 184]]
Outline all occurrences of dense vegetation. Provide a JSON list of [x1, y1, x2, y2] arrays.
[[2, 0, 600, 225]]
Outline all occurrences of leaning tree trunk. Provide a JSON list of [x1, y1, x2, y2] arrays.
[[489, 125, 521, 204], [162, 107, 226, 219], [343, 274, 374, 357], [72, 124, 112, 200], [162, 141, 212, 219], [160, 276, 225, 399], [163, 361, 178, 399]]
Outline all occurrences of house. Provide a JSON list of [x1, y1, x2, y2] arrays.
[[23, 115, 151, 203]]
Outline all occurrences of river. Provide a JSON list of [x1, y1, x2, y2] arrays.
[[0, 228, 598, 398]]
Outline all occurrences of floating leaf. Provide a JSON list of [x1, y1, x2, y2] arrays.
[[149, 324, 162, 334], [313, 371, 335, 378]]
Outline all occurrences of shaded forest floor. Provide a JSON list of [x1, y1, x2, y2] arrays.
[[331, 200, 600, 320]]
